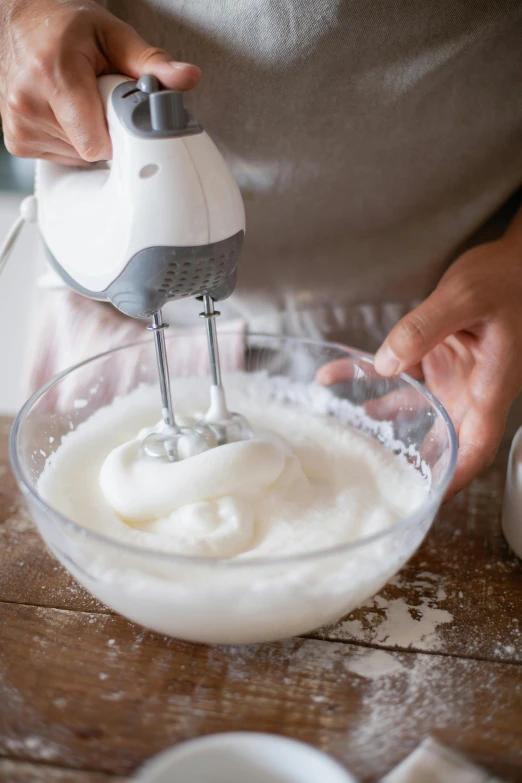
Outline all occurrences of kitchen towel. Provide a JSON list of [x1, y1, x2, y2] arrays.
[[382, 737, 504, 783]]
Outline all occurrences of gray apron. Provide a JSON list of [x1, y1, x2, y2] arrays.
[[104, 0, 522, 345], [37, 0, 522, 432]]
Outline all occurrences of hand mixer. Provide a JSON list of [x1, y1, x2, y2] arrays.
[[4, 74, 252, 460]]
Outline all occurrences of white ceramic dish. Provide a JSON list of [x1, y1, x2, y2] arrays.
[[133, 732, 357, 783]]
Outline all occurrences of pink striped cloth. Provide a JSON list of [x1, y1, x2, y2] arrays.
[[24, 290, 247, 411]]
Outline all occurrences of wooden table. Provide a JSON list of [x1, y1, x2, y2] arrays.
[[1, 414, 522, 782]]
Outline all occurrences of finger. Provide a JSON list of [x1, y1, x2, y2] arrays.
[[374, 284, 478, 377], [3, 112, 85, 161], [316, 358, 425, 423], [37, 122, 71, 146], [49, 61, 112, 162], [2, 86, 72, 145], [316, 357, 425, 388], [40, 153, 93, 167], [34, 114, 71, 145], [402, 363, 424, 382], [471, 325, 522, 410], [100, 19, 201, 91], [445, 356, 519, 498], [316, 359, 357, 386], [37, 134, 84, 159], [420, 340, 475, 438], [421, 412, 455, 484], [3, 124, 83, 163], [1, 99, 77, 156], [363, 386, 426, 421], [446, 404, 506, 499]]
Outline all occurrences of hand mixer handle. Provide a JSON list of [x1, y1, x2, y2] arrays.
[[36, 74, 245, 318]]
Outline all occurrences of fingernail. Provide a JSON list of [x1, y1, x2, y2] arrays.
[[170, 61, 197, 71], [374, 345, 401, 376]]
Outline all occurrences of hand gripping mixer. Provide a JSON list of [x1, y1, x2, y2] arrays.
[[33, 74, 251, 460]]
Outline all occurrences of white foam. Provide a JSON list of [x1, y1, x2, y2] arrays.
[[35, 373, 432, 643], [39, 373, 428, 559]]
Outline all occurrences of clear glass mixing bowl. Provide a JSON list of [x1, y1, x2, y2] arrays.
[[10, 333, 457, 644]]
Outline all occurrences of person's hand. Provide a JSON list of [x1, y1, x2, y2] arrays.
[[372, 234, 522, 497], [0, 0, 201, 165]]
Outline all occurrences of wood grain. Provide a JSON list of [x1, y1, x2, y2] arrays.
[[0, 759, 121, 782], [0, 499, 108, 615], [1, 602, 522, 783]]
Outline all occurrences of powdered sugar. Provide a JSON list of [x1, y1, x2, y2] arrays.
[[333, 572, 454, 651], [340, 594, 453, 651], [333, 646, 511, 780], [347, 649, 405, 679]]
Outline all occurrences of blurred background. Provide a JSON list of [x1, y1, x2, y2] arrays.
[[0, 140, 39, 414]]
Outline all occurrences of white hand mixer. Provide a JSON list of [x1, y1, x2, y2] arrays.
[[1, 74, 252, 460]]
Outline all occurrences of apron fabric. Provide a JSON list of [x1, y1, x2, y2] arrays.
[[32, 0, 522, 429], [101, 0, 522, 333]]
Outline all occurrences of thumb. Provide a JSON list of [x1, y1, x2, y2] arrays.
[[100, 19, 201, 91], [374, 282, 474, 377]]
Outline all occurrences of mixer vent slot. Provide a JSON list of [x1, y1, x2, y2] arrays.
[[157, 254, 233, 298]]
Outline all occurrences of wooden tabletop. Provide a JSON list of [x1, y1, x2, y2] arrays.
[[1, 414, 522, 782]]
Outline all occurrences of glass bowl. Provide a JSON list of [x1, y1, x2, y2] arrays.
[[10, 333, 457, 644]]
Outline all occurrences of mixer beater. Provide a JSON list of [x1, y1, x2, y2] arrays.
[[199, 295, 252, 446], [141, 300, 252, 462], [140, 309, 217, 462]]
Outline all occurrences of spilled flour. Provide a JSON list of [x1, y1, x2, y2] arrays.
[[331, 644, 516, 780], [336, 571, 453, 651], [346, 649, 405, 679], [204, 637, 518, 781]]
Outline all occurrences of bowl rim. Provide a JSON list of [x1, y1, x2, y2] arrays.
[[9, 333, 458, 568]]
